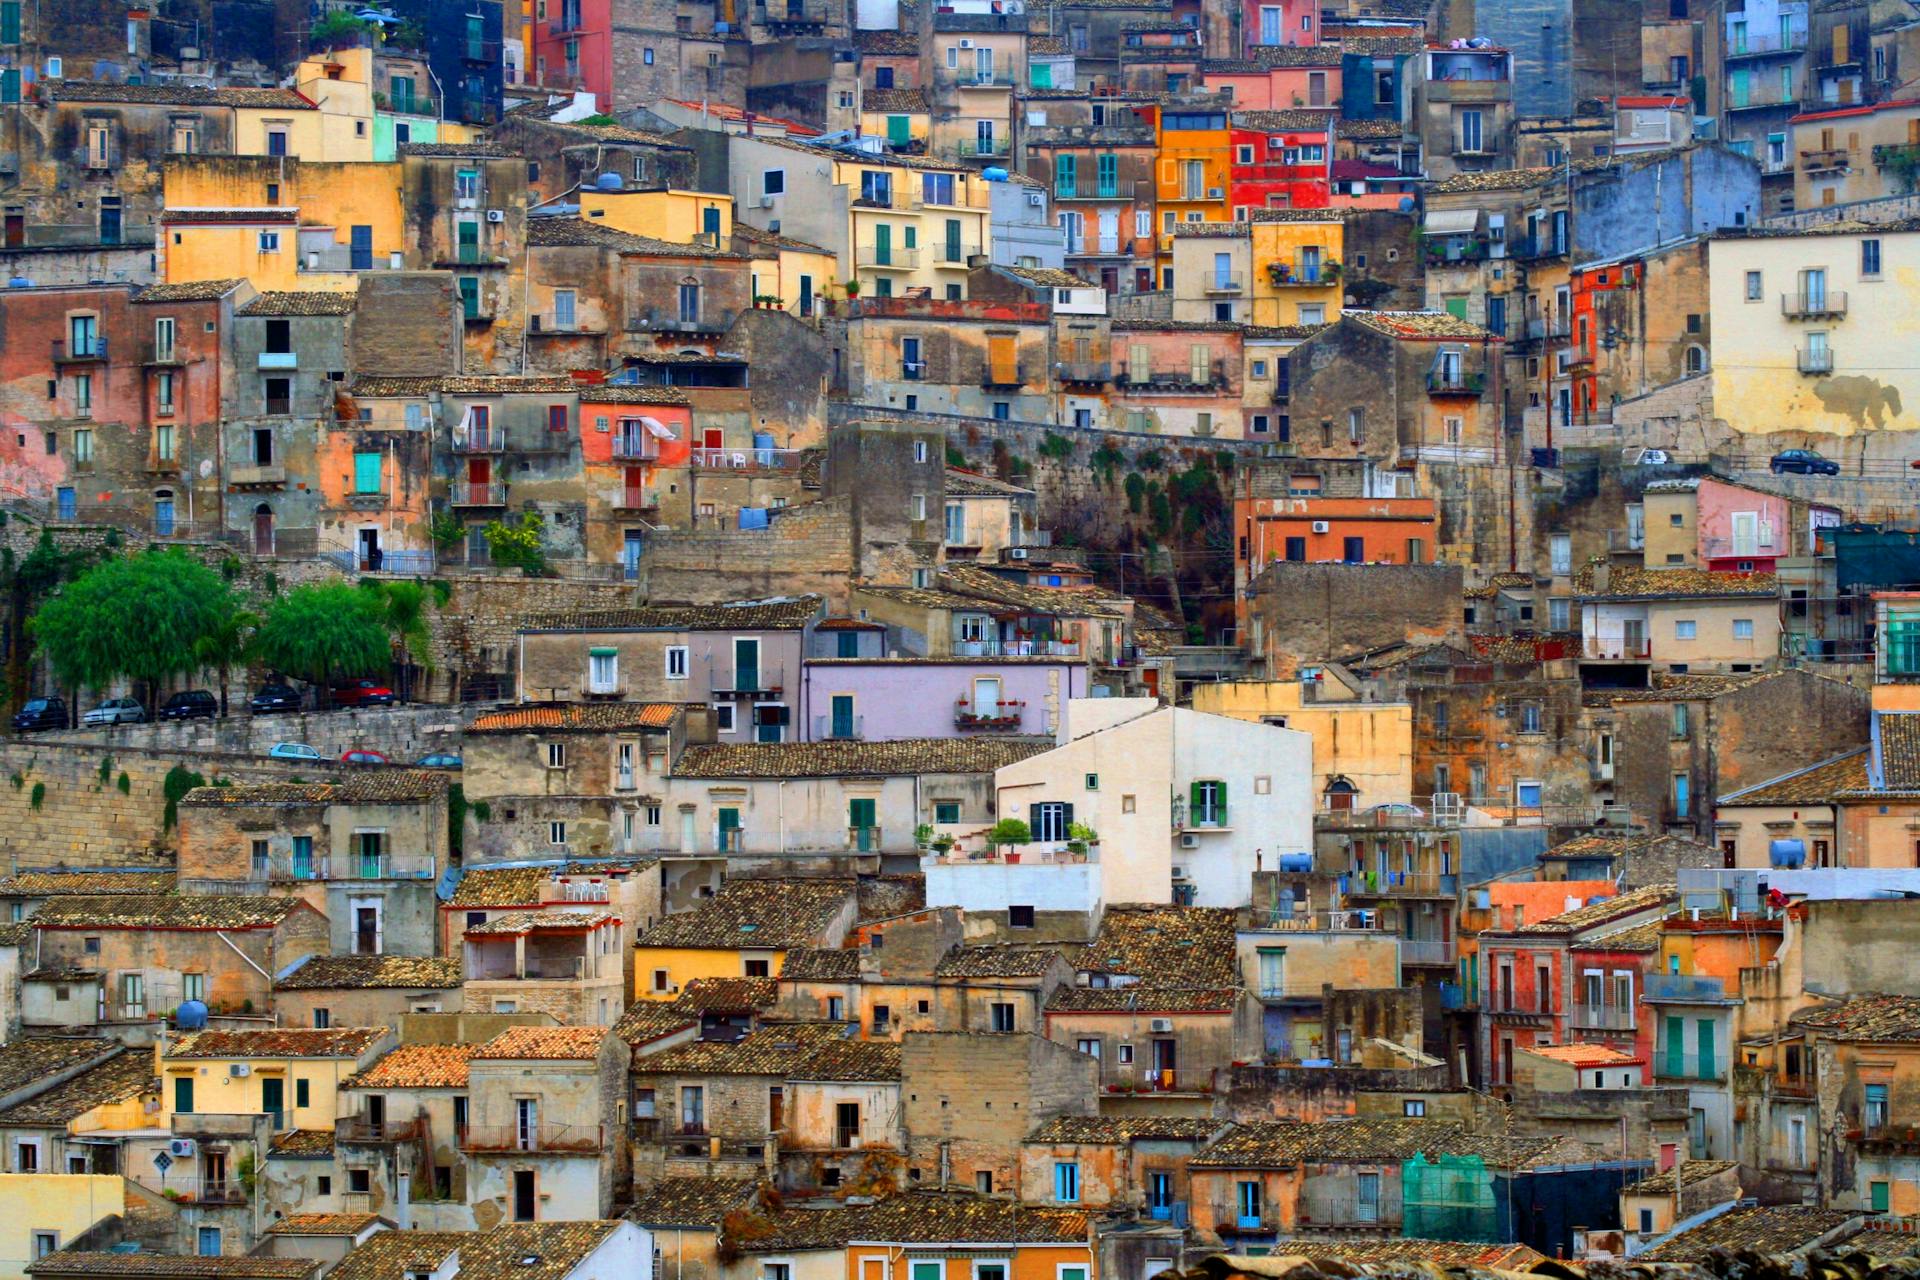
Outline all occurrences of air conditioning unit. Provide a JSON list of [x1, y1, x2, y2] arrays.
[[228, 1063, 251, 1077], [1026, 190, 1044, 207], [959, 38, 974, 48], [1207, 186, 1224, 199], [1008, 547, 1029, 560], [758, 194, 776, 208], [168, 1138, 197, 1157], [1171, 865, 1189, 880], [1149, 1017, 1174, 1033], [486, 209, 505, 223], [1179, 833, 1200, 849], [1311, 520, 1330, 533]]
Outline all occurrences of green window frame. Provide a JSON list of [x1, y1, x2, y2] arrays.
[[353, 451, 383, 494], [1097, 153, 1118, 198], [0, 2, 19, 44], [1054, 153, 1076, 199]]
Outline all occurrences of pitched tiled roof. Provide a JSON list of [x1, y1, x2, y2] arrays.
[[637, 878, 853, 949], [168, 1028, 386, 1059], [866, 87, 929, 113], [1793, 993, 1920, 1042], [323, 1232, 466, 1280], [790, 1036, 903, 1082], [528, 217, 744, 258], [26, 1258, 319, 1280], [1337, 34, 1424, 54], [1876, 712, 1920, 792], [350, 375, 579, 397], [473, 1026, 609, 1060], [399, 142, 520, 158], [1641, 1205, 1860, 1261], [448, 866, 552, 907], [1522, 1042, 1638, 1066], [1621, 1159, 1739, 1196], [1233, 109, 1337, 131], [778, 948, 863, 981], [1347, 310, 1498, 340], [237, 291, 359, 316], [1338, 117, 1407, 139], [995, 264, 1098, 289], [612, 1000, 699, 1048], [464, 908, 619, 936], [159, 208, 300, 224], [1190, 1118, 1552, 1169], [0, 870, 175, 896], [1510, 883, 1675, 935], [268, 1214, 383, 1237], [268, 1128, 335, 1157], [854, 28, 919, 53], [1026, 1115, 1222, 1143], [1429, 166, 1558, 193], [527, 596, 822, 630], [342, 1043, 478, 1090], [45, 82, 314, 108], [741, 1192, 1088, 1251], [276, 954, 461, 990], [627, 1177, 761, 1228], [576, 384, 693, 405], [133, 279, 245, 302], [674, 737, 1053, 779], [631, 1023, 851, 1077], [0, 1048, 149, 1126], [31, 894, 306, 930], [1080, 904, 1239, 984], [459, 1222, 628, 1280], [1584, 671, 1781, 705], [469, 702, 678, 733], [1048, 985, 1239, 1013], [180, 773, 448, 806], [731, 224, 833, 256], [673, 976, 779, 1012], [935, 944, 1066, 979], [1573, 563, 1778, 599]]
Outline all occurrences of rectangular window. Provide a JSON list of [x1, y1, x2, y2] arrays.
[[1863, 239, 1883, 277], [1054, 1161, 1080, 1203], [1734, 618, 1755, 639], [353, 451, 382, 494], [665, 646, 689, 679], [1675, 619, 1697, 640]]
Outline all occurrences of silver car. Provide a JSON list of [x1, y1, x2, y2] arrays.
[[82, 697, 145, 726]]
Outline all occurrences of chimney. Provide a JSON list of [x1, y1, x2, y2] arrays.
[[1592, 562, 1611, 594]]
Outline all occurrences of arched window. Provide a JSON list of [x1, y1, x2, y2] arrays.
[[1685, 345, 1708, 374], [1324, 775, 1357, 811]]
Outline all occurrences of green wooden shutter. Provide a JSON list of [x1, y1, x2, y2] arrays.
[[0, 3, 19, 44], [1189, 781, 1203, 822], [1098, 153, 1117, 197], [353, 451, 383, 493], [174, 1076, 194, 1114], [1215, 780, 1227, 824], [887, 115, 911, 144], [1055, 154, 1075, 198], [1030, 61, 1051, 88]]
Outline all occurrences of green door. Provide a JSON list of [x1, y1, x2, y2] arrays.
[[831, 695, 855, 739], [458, 276, 480, 319], [174, 1076, 194, 1114], [1664, 1014, 1685, 1078], [945, 218, 962, 264], [1874, 1181, 1892, 1212], [717, 807, 740, 851], [1696, 1018, 1715, 1080], [874, 223, 892, 267], [734, 638, 760, 692], [260, 1076, 285, 1130], [850, 797, 877, 851], [457, 218, 480, 263], [1444, 297, 1469, 320], [887, 114, 911, 145]]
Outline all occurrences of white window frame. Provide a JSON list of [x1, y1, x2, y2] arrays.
[[589, 650, 618, 694], [665, 645, 689, 679], [549, 820, 568, 846]]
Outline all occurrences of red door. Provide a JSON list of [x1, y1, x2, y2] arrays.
[[467, 457, 490, 503], [701, 427, 723, 464]]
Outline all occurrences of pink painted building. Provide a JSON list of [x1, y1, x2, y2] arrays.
[[1667, 476, 1840, 573], [1202, 50, 1342, 110], [1242, 0, 1318, 49]]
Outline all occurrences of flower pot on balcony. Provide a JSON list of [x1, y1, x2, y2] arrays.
[[1004, 851, 1021, 864]]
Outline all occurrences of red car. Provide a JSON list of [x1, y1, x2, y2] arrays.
[[340, 749, 390, 766], [329, 679, 397, 708]]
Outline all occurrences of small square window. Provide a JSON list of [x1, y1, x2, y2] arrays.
[[348, 1168, 371, 1193], [1084, 773, 1099, 790], [1009, 904, 1035, 929], [1121, 794, 1136, 813]]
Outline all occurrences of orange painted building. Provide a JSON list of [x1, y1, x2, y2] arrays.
[[577, 382, 693, 573], [1237, 494, 1439, 572], [1153, 103, 1235, 280]]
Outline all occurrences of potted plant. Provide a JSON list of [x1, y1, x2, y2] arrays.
[[844, 278, 863, 298], [986, 816, 1031, 862], [914, 822, 935, 851], [1066, 822, 1099, 860], [930, 832, 956, 856]]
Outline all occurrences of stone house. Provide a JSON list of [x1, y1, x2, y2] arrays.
[[798, 657, 1089, 742], [0, 1041, 154, 1179], [626, 1177, 763, 1280], [1042, 986, 1263, 1097], [1108, 320, 1247, 438], [271, 955, 466, 1030], [462, 1025, 630, 1222], [1576, 564, 1784, 674], [461, 702, 698, 864], [840, 297, 1057, 423], [931, 944, 1075, 1035], [489, 103, 696, 205], [396, 145, 532, 374], [333, 1042, 480, 1229], [441, 861, 666, 991], [851, 566, 1132, 666], [773, 1038, 904, 1192], [462, 910, 627, 1026], [634, 878, 857, 1001], [899, 1031, 1099, 1195], [730, 1192, 1095, 1280], [572, 383, 694, 564], [0, 869, 176, 923], [29, 895, 330, 1035], [1712, 747, 1866, 868], [176, 773, 453, 959], [1019, 1115, 1226, 1213]]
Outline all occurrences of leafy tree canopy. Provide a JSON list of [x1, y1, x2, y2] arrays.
[[251, 582, 390, 688], [30, 548, 233, 693]]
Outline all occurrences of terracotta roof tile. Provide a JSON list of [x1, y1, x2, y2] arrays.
[[525, 596, 822, 631], [1190, 1118, 1570, 1169], [167, 1028, 386, 1059], [464, 909, 619, 936], [741, 1192, 1090, 1251], [1347, 310, 1499, 340], [0, 870, 175, 895], [27, 1258, 319, 1280], [159, 208, 300, 224], [637, 878, 853, 949], [472, 1026, 609, 1060], [1510, 883, 1675, 935], [468, 702, 679, 733], [612, 1001, 699, 1048], [180, 773, 448, 806], [268, 1128, 335, 1157], [0, 1047, 148, 1126], [1026, 1115, 1222, 1143], [456, 1222, 624, 1280], [45, 82, 314, 108], [1621, 1159, 1738, 1196], [1337, 118, 1406, 138], [1584, 671, 1782, 705], [673, 737, 1052, 779], [1573, 563, 1778, 599], [627, 1177, 761, 1227], [133, 279, 245, 302], [1269, 1240, 1550, 1268], [1641, 1205, 1859, 1261], [276, 955, 462, 990], [528, 217, 745, 258], [323, 1232, 465, 1280], [1793, 993, 1920, 1041], [399, 142, 520, 158], [1875, 712, 1920, 792], [449, 866, 552, 907], [854, 28, 919, 53], [1047, 985, 1239, 1013], [1429, 166, 1558, 193], [31, 894, 306, 930], [672, 976, 779, 1012], [778, 949, 863, 982], [865, 87, 929, 113], [996, 264, 1098, 289], [631, 1022, 851, 1077], [1081, 904, 1239, 984], [342, 1043, 477, 1089], [1522, 1042, 1639, 1066], [1233, 109, 1337, 131], [350, 375, 579, 397], [237, 291, 359, 316], [934, 944, 1066, 979], [575, 384, 693, 405], [268, 1214, 383, 1237]]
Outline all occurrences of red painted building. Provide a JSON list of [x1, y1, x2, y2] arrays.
[[1241, 0, 1318, 50], [530, 0, 612, 105], [1229, 110, 1333, 215]]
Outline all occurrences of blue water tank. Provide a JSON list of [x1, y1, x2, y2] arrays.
[[595, 171, 623, 191], [1277, 852, 1313, 873], [981, 167, 1009, 181], [1769, 838, 1806, 869], [174, 999, 209, 1030]]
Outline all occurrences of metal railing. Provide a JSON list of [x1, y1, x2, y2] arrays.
[[451, 481, 507, 506], [1204, 276, 1244, 294], [1426, 370, 1486, 395], [957, 139, 1009, 157], [1400, 938, 1456, 965], [691, 446, 806, 470], [1646, 973, 1729, 1002], [1569, 1001, 1636, 1031], [1487, 994, 1554, 1015], [451, 428, 507, 453], [1653, 1052, 1725, 1081], [459, 1123, 604, 1153], [950, 638, 1079, 657], [52, 338, 108, 362], [1119, 359, 1226, 389], [627, 307, 738, 333], [1783, 291, 1847, 317], [613, 487, 656, 511], [611, 437, 660, 461], [337, 1116, 427, 1143], [711, 665, 785, 695], [299, 246, 400, 273], [856, 245, 920, 269], [1349, 871, 1458, 896], [1586, 638, 1652, 659], [1801, 147, 1852, 172], [1799, 346, 1835, 374], [813, 714, 863, 740], [1055, 361, 1112, 382], [955, 698, 1026, 729], [1727, 30, 1806, 56]]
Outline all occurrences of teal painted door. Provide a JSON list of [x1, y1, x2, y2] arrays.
[[734, 638, 759, 691], [1696, 1018, 1715, 1079], [850, 797, 876, 850], [874, 223, 892, 267], [831, 695, 854, 739], [1665, 1014, 1685, 1077], [260, 1076, 285, 1129]]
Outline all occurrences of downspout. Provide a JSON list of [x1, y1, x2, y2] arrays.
[[214, 930, 272, 983]]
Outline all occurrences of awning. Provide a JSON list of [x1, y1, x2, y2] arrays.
[[1423, 208, 1481, 236], [589, 646, 618, 657]]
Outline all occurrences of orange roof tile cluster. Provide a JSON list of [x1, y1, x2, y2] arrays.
[[342, 1044, 479, 1090], [472, 1026, 609, 1060]]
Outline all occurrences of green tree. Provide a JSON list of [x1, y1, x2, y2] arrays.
[[310, 10, 372, 47], [195, 603, 259, 718], [29, 548, 233, 708], [365, 579, 434, 701], [483, 511, 549, 577], [986, 817, 1031, 851], [251, 582, 390, 708]]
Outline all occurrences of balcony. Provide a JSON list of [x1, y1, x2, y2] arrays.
[[1800, 147, 1851, 173], [1782, 291, 1847, 318], [691, 446, 807, 470], [813, 714, 864, 740], [1727, 86, 1800, 110], [1425, 78, 1512, 103], [1798, 346, 1835, 375], [945, 69, 1015, 88], [1874, 142, 1920, 168], [847, 825, 884, 851], [981, 366, 1024, 388], [1440, 981, 1476, 1011], [958, 139, 1009, 158], [1654, 1052, 1726, 1082], [299, 247, 402, 273], [955, 698, 1025, 730], [1426, 370, 1486, 396], [1570, 1001, 1636, 1031], [452, 428, 507, 453], [185, 1180, 248, 1206], [611, 436, 660, 462], [1055, 361, 1112, 383], [1509, 234, 1568, 261], [1727, 30, 1806, 58], [1203, 276, 1244, 295], [1487, 994, 1555, 1020], [451, 480, 508, 507], [627, 306, 737, 334], [1586, 637, 1651, 660], [460, 1123, 604, 1154], [757, 0, 830, 28], [852, 187, 918, 211], [142, 342, 184, 367], [52, 338, 108, 364], [1348, 871, 1459, 897], [950, 638, 1079, 657], [933, 244, 981, 267], [1645, 973, 1733, 1004], [856, 245, 920, 270], [530, 314, 606, 336], [171, 1113, 262, 1139], [712, 666, 785, 699], [1400, 938, 1456, 965], [337, 1116, 427, 1144], [611, 485, 658, 512], [547, 13, 584, 33], [1120, 359, 1225, 391], [1422, 238, 1490, 266]]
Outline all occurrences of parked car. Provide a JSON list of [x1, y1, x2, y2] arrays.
[[1770, 449, 1840, 476], [268, 742, 324, 762], [329, 679, 396, 709], [415, 752, 463, 769], [82, 697, 146, 727], [159, 690, 219, 721], [250, 682, 303, 715], [340, 748, 391, 766], [13, 696, 69, 732]]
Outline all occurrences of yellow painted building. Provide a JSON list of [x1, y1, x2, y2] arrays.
[[633, 944, 796, 1001], [1249, 213, 1345, 326], [1191, 679, 1413, 809], [160, 157, 408, 290], [1155, 104, 1234, 278], [737, 227, 839, 314], [1708, 224, 1920, 436], [0, 1175, 124, 1275], [578, 188, 733, 244], [158, 1028, 393, 1135]]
